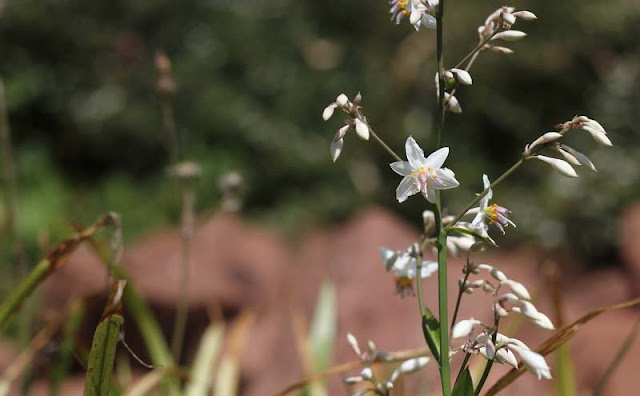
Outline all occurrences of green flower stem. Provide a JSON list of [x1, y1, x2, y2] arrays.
[[453, 31, 498, 70], [369, 128, 403, 162], [454, 352, 472, 384], [446, 158, 525, 230], [434, 1, 452, 394]]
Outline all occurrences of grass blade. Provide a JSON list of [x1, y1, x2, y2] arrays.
[[184, 322, 225, 396], [214, 311, 254, 396], [483, 296, 640, 396], [83, 280, 127, 396], [0, 213, 116, 331]]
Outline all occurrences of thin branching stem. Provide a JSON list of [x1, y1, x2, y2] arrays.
[[450, 265, 471, 333], [454, 352, 472, 384], [474, 315, 500, 395], [446, 158, 525, 229], [369, 128, 403, 162]]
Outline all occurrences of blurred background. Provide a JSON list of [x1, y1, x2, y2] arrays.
[[0, 0, 639, 394]]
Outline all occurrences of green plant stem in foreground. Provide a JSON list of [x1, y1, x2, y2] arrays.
[[434, 0, 451, 394]]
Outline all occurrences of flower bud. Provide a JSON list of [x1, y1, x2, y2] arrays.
[[534, 155, 578, 178], [558, 145, 596, 171], [330, 139, 344, 162], [445, 93, 462, 113], [353, 91, 362, 105], [501, 279, 531, 300], [509, 346, 552, 380], [528, 132, 563, 151], [494, 303, 509, 317], [347, 333, 361, 356], [354, 118, 370, 140], [512, 11, 537, 20], [492, 30, 527, 41], [452, 318, 482, 339], [489, 46, 514, 54], [360, 367, 373, 381], [496, 348, 519, 369], [322, 103, 337, 120], [501, 11, 516, 25], [451, 68, 473, 85], [336, 93, 349, 108]]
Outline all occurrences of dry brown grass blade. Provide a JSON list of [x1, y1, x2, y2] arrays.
[[273, 346, 431, 396], [483, 296, 640, 396], [214, 311, 255, 396]]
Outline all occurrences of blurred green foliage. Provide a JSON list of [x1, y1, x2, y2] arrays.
[[0, 0, 639, 265]]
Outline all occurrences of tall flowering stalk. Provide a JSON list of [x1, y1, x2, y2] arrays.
[[321, 1, 612, 395]]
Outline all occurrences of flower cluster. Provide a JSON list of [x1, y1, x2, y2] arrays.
[[460, 263, 554, 330], [322, 93, 370, 162], [344, 333, 430, 395], [389, 0, 439, 31], [452, 325, 552, 380], [479, 6, 537, 52], [524, 115, 612, 177]]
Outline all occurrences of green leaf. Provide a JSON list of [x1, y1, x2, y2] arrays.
[[452, 368, 474, 396], [422, 308, 441, 364], [83, 281, 126, 396]]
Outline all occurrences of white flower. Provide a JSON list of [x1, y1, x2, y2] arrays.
[[390, 137, 459, 203], [509, 345, 552, 380], [379, 246, 438, 297], [470, 174, 515, 236], [534, 155, 578, 177], [389, 0, 438, 30]]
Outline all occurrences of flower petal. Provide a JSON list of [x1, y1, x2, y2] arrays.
[[405, 137, 426, 169], [330, 139, 344, 162], [433, 168, 459, 189], [396, 176, 419, 203], [419, 261, 438, 278], [424, 147, 450, 169], [390, 161, 413, 176]]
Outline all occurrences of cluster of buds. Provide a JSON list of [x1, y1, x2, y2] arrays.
[[389, 0, 439, 31], [460, 263, 554, 330], [323, 93, 370, 162], [379, 244, 438, 297], [344, 333, 430, 395], [524, 115, 612, 177], [452, 324, 552, 380], [435, 69, 472, 113], [478, 6, 537, 54]]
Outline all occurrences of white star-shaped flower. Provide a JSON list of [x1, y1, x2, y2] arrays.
[[390, 137, 459, 203]]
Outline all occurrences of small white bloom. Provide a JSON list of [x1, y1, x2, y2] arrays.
[[489, 46, 514, 55], [471, 175, 515, 236], [510, 345, 552, 380], [447, 235, 476, 256], [532, 311, 555, 330], [390, 137, 460, 203], [379, 246, 438, 297], [495, 347, 518, 369], [534, 155, 578, 177], [360, 367, 374, 381], [492, 30, 527, 41], [572, 116, 613, 146], [501, 11, 516, 25], [452, 318, 482, 339], [389, 0, 438, 30]]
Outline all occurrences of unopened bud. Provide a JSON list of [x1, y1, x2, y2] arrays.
[[501, 12, 516, 25], [353, 91, 362, 105], [492, 30, 527, 41], [323, 104, 337, 121], [528, 132, 563, 151], [451, 68, 473, 85], [336, 94, 349, 108], [445, 93, 462, 113], [534, 155, 578, 178], [559, 145, 596, 171], [489, 46, 514, 54], [354, 118, 370, 140], [512, 11, 537, 21]]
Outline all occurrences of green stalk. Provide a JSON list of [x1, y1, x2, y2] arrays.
[[369, 128, 402, 162], [434, 1, 451, 394]]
